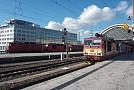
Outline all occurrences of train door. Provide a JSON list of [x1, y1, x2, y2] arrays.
[[103, 40, 106, 55]]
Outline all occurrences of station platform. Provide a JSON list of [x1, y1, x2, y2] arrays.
[[0, 52, 83, 63], [22, 53, 134, 90], [0, 52, 83, 58]]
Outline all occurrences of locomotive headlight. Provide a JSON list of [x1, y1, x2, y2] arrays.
[[97, 53, 101, 55], [85, 52, 88, 55]]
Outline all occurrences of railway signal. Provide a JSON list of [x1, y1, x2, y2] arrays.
[[62, 36, 65, 43], [63, 28, 67, 36], [62, 28, 69, 59], [62, 28, 67, 44]]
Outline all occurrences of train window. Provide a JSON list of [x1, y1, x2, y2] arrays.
[[93, 40, 101, 45], [84, 40, 92, 45]]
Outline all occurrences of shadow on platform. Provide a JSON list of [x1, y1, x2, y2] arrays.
[[108, 53, 134, 61]]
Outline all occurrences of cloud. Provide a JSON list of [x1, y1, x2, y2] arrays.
[[84, 31, 90, 35], [45, 5, 115, 32], [114, 1, 128, 12], [79, 5, 115, 23], [126, 6, 132, 16], [45, 21, 64, 30], [63, 17, 80, 30]]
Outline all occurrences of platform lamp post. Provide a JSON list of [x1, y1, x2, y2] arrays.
[[62, 28, 68, 59]]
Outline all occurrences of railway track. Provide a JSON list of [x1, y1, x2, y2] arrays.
[[0, 57, 91, 90]]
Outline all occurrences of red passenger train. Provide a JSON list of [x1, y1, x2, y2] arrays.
[[84, 36, 128, 61], [5, 43, 83, 53]]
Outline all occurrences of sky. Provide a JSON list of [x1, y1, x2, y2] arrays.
[[0, 0, 133, 41]]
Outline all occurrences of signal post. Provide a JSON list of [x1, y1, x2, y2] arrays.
[[62, 28, 69, 59]]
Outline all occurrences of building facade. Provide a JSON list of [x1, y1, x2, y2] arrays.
[[0, 19, 81, 52]]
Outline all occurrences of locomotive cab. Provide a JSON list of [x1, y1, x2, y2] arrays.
[[84, 37, 102, 61]]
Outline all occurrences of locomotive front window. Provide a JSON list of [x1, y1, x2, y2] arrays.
[[93, 40, 101, 45], [84, 40, 92, 45]]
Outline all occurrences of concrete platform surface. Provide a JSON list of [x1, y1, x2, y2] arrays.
[[0, 52, 82, 58], [22, 53, 134, 90]]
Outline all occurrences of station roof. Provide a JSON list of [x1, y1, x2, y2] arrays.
[[100, 24, 134, 45]]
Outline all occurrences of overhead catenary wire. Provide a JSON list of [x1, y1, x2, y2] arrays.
[[67, 0, 82, 11], [0, 0, 62, 22], [13, 0, 59, 20], [107, 0, 127, 22], [59, 0, 96, 37], [68, 0, 104, 34], [13, 0, 23, 16], [49, 0, 79, 16], [20, 1, 62, 20], [100, 0, 127, 22], [0, 8, 49, 23]]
